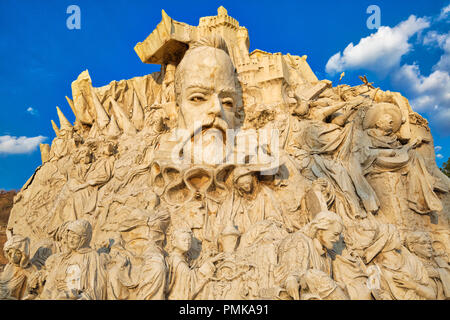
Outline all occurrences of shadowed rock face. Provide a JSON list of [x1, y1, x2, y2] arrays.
[[3, 7, 450, 300], [0, 190, 16, 267]]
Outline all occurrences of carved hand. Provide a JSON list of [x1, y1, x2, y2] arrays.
[[56, 280, 68, 292], [392, 275, 416, 290]]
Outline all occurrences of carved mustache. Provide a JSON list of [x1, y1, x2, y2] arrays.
[[192, 115, 229, 138]]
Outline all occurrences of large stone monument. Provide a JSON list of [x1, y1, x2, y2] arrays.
[[4, 7, 450, 300]]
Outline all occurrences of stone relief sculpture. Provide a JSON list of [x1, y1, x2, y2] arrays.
[[405, 231, 450, 299], [166, 227, 219, 300], [38, 220, 108, 300], [358, 103, 445, 222], [0, 236, 36, 300], [276, 211, 349, 300], [4, 7, 450, 299], [361, 223, 437, 300]]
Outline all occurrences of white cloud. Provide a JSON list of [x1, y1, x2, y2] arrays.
[[394, 64, 450, 110], [325, 15, 430, 76], [435, 145, 442, 151], [392, 26, 450, 134], [0, 135, 46, 155], [393, 63, 450, 133], [437, 153, 444, 159], [437, 4, 450, 21], [423, 30, 448, 47], [423, 31, 450, 73], [26, 107, 38, 116]]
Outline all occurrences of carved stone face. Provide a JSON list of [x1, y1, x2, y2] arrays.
[[177, 47, 238, 138], [67, 230, 83, 251], [375, 113, 394, 134], [410, 235, 433, 258], [235, 174, 254, 194], [7, 249, 22, 266], [317, 222, 343, 250], [174, 231, 192, 253]]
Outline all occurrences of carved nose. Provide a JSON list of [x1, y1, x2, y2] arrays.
[[210, 94, 222, 115]]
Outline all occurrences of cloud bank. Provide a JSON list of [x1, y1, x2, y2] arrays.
[[0, 135, 47, 155], [325, 15, 430, 76]]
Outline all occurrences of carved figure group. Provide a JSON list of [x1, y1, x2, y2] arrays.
[[4, 7, 450, 300]]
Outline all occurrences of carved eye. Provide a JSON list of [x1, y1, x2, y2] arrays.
[[189, 94, 206, 103], [222, 97, 234, 108]]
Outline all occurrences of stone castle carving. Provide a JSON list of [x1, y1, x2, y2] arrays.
[[3, 7, 450, 300]]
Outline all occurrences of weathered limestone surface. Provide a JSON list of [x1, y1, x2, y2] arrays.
[[3, 7, 450, 300]]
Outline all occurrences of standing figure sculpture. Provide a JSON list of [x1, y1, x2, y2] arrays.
[[39, 219, 108, 300], [216, 165, 288, 236], [166, 227, 221, 300], [0, 235, 36, 300]]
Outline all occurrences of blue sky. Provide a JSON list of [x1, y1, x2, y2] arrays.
[[0, 0, 449, 190]]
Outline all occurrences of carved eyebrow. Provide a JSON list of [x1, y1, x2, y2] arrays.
[[219, 89, 237, 96], [185, 85, 236, 95], [185, 85, 213, 91]]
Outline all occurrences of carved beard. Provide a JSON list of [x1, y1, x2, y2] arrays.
[[191, 128, 227, 165]]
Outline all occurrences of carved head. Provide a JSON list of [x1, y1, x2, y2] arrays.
[[172, 227, 193, 254], [233, 167, 258, 195], [174, 35, 241, 138], [363, 102, 402, 133], [406, 231, 433, 259], [375, 113, 394, 134], [4, 235, 30, 268], [305, 211, 343, 251], [235, 174, 255, 195], [66, 219, 92, 251]]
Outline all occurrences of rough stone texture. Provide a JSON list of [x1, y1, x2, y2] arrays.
[[0, 190, 16, 267], [2, 7, 449, 300]]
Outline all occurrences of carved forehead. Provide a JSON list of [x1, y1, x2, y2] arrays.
[[178, 47, 237, 89], [378, 113, 393, 121], [327, 221, 343, 232]]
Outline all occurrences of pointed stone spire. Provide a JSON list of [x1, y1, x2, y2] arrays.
[[91, 87, 110, 130], [56, 106, 73, 131], [131, 91, 144, 131], [106, 114, 121, 138], [77, 92, 94, 124], [161, 9, 171, 25], [109, 97, 137, 135], [51, 120, 60, 137], [65, 96, 76, 118], [65, 95, 84, 131], [87, 121, 99, 140], [218, 6, 228, 16]]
